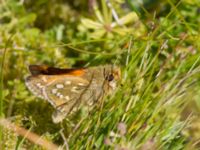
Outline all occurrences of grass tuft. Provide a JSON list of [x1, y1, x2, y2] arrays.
[[0, 0, 200, 149]]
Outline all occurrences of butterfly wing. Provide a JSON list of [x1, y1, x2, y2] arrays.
[[25, 74, 90, 123], [25, 75, 47, 99]]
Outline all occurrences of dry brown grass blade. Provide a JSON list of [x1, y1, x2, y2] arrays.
[[0, 118, 60, 150]]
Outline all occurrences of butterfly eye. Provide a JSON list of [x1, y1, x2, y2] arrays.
[[106, 74, 114, 81]]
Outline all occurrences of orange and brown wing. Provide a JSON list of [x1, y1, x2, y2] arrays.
[[28, 65, 85, 76]]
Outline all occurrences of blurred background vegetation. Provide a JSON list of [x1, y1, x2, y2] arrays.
[[0, 0, 200, 149]]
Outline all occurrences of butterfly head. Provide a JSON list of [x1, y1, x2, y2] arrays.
[[103, 65, 121, 91]]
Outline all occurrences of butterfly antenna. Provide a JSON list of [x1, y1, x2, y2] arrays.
[[103, 67, 106, 78]]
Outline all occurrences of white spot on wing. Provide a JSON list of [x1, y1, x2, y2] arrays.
[[65, 96, 70, 100], [36, 83, 43, 88], [59, 94, 64, 99], [78, 83, 86, 86], [71, 86, 79, 93], [56, 84, 64, 89], [56, 92, 61, 97], [52, 88, 57, 94], [65, 81, 71, 85], [36, 83, 41, 86], [42, 76, 47, 82]]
